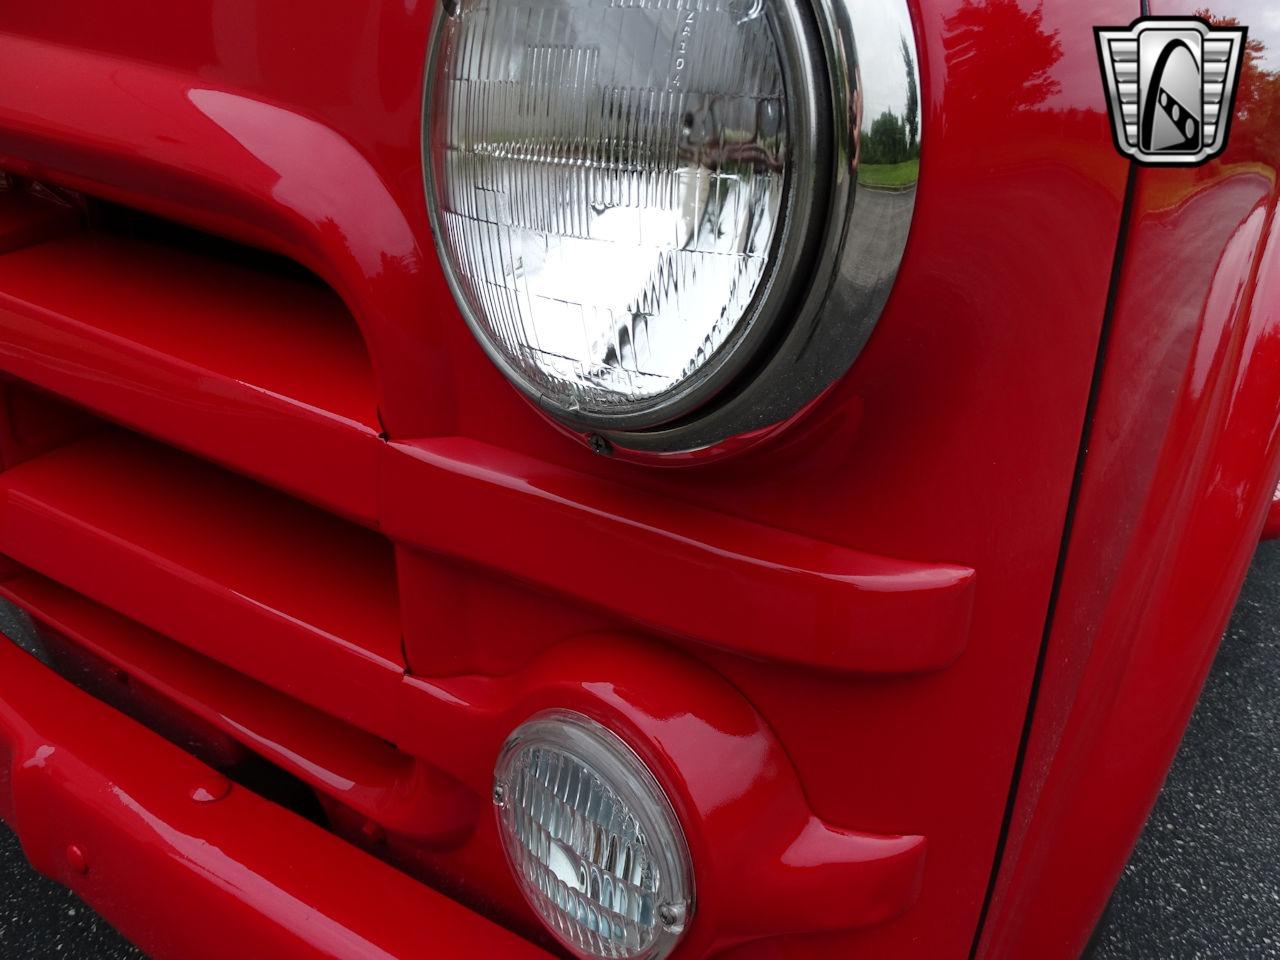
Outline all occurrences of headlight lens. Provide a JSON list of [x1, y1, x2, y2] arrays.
[[425, 0, 819, 428], [493, 711, 693, 960]]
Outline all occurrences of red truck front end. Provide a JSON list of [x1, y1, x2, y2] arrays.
[[0, 0, 1275, 957]]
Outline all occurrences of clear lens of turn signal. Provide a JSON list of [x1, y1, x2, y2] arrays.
[[492, 711, 693, 959]]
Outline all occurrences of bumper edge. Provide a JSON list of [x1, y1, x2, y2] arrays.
[[0, 637, 551, 960]]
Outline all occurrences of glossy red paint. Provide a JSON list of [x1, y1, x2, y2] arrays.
[[977, 2, 1280, 956], [0, 571, 478, 844], [0, 1, 1220, 959], [382, 437, 978, 675], [0, 184, 80, 254], [395, 635, 928, 953], [0, 637, 555, 960], [0, 430, 407, 739], [0, 215, 384, 524], [0, 24, 445, 439]]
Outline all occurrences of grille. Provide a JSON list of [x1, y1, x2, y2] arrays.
[[0, 178, 453, 855], [0, 193, 384, 523]]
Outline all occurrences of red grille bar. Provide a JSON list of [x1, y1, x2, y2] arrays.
[[0, 429, 404, 739], [0, 200, 382, 524]]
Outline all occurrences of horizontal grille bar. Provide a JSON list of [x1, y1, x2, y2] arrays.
[[0, 429, 404, 739], [386, 437, 978, 674], [0, 571, 475, 842], [0, 193, 382, 524]]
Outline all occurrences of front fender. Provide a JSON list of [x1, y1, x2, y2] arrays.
[[978, 1, 1280, 953]]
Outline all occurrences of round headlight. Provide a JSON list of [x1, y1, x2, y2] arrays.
[[424, 0, 921, 450], [425, 0, 826, 430], [493, 711, 693, 960]]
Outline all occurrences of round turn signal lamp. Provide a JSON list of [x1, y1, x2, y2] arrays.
[[493, 711, 693, 959]]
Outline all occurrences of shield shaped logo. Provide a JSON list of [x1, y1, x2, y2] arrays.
[[1096, 18, 1247, 165]]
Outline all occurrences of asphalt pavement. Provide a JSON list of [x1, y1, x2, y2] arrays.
[[1089, 539, 1280, 958], [0, 825, 143, 959], [2, 543, 1279, 958]]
